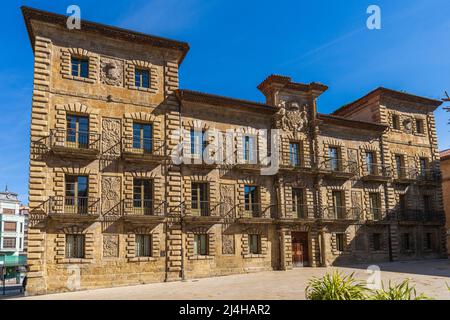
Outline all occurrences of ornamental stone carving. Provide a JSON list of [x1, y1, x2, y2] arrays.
[[102, 176, 121, 215], [101, 58, 123, 86], [103, 234, 119, 258], [102, 118, 121, 156], [274, 101, 308, 132], [222, 234, 235, 255], [220, 184, 235, 219], [403, 118, 413, 134]]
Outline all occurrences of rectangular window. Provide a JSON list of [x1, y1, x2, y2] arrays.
[[194, 234, 208, 256], [135, 68, 149, 88], [65, 175, 89, 215], [65, 234, 84, 258], [419, 158, 427, 177], [2, 237, 16, 249], [392, 114, 400, 130], [20, 223, 23, 233], [244, 185, 259, 216], [336, 234, 345, 252], [133, 123, 153, 153], [332, 191, 345, 219], [369, 193, 381, 220], [395, 155, 403, 178], [135, 234, 152, 257], [289, 142, 301, 167], [243, 135, 257, 163], [19, 238, 22, 250], [401, 233, 411, 250], [249, 234, 261, 254], [191, 182, 209, 216], [3, 222, 17, 232], [365, 152, 375, 174], [416, 119, 424, 134], [66, 114, 89, 149], [71, 57, 89, 78], [328, 147, 339, 171], [425, 233, 434, 250], [190, 129, 206, 157], [292, 188, 305, 218], [133, 179, 153, 215], [372, 233, 381, 251], [423, 195, 432, 212], [399, 194, 407, 211]]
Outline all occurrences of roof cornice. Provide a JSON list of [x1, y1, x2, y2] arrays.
[[333, 87, 443, 116], [21, 6, 190, 64], [176, 89, 278, 113]]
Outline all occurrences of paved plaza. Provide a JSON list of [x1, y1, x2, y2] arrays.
[[12, 259, 450, 300]]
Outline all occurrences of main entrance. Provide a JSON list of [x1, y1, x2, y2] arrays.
[[292, 232, 309, 267]]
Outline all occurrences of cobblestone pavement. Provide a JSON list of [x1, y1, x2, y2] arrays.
[[13, 259, 450, 300]]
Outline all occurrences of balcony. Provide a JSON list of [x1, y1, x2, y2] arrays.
[[184, 201, 222, 224], [122, 137, 167, 163], [281, 204, 317, 222], [317, 157, 358, 179], [417, 169, 442, 185], [48, 196, 100, 221], [236, 203, 273, 224], [235, 158, 269, 172], [122, 199, 166, 224], [395, 209, 445, 223], [361, 164, 391, 182], [320, 206, 361, 222], [279, 151, 312, 173], [366, 207, 383, 221], [393, 167, 418, 184], [50, 129, 100, 159]]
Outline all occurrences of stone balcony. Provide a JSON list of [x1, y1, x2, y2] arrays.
[[49, 129, 100, 160]]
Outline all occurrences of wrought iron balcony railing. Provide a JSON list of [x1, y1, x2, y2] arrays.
[[362, 164, 391, 179], [366, 207, 383, 221], [321, 206, 361, 221], [281, 151, 312, 169], [238, 203, 271, 219], [123, 199, 166, 216], [395, 209, 445, 222], [187, 201, 222, 217], [289, 204, 316, 219], [122, 137, 166, 158], [317, 157, 359, 176], [393, 167, 418, 181], [49, 196, 100, 216], [50, 129, 100, 153]]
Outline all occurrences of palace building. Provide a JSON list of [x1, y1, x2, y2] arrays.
[[22, 6, 447, 295]]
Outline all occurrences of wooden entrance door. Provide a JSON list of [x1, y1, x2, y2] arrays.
[[292, 232, 309, 267]]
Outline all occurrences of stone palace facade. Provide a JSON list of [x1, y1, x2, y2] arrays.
[[23, 7, 447, 295]]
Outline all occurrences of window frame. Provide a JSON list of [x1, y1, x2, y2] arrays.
[[392, 114, 400, 130], [132, 122, 153, 153], [335, 233, 345, 252], [372, 233, 382, 251], [249, 234, 261, 255], [135, 234, 152, 257], [135, 68, 150, 88], [2, 237, 16, 249], [194, 234, 208, 256], [71, 57, 89, 78], [133, 179, 153, 215], [415, 118, 425, 134], [292, 188, 306, 218], [289, 142, 301, 167], [65, 234, 85, 259]]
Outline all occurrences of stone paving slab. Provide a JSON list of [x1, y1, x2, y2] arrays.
[[12, 259, 450, 300]]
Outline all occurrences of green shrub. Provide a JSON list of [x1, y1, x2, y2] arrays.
[[305, 270, 369, 300], [370, 279, 431, 300]]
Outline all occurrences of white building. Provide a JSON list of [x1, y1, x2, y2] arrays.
[[0, 188, 26, 266]]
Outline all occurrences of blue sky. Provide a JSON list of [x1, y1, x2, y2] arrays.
[[2, 0, 450, 203]]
